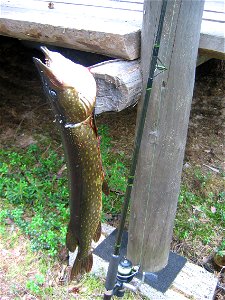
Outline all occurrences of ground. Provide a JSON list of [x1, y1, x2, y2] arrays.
[[0, 36, 224, 299]]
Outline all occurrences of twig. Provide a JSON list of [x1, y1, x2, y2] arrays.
[[203, 164, 220, 173]]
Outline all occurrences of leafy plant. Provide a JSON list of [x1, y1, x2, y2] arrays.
[[217, 239, 225, 256], [0, 144, 69, 256], [26, 274, 45, 295], [175, 170, 225, 250]]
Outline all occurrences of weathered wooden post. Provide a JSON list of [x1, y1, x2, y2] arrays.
[[127, 0, 205, 272]]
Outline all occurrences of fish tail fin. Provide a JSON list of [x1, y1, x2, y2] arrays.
[[70, 253, 93, 280], [93, 221, 101, 242], [66, 224, 78, 252]]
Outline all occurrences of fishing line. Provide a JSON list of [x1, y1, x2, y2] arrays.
[[103, 1, 168, 298]]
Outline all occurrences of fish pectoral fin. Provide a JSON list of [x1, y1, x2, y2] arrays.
[[102, 179, 110, 196], [66, 225, 78, 252], [70, 253, 93, 280], [93, 221, 101, 242]]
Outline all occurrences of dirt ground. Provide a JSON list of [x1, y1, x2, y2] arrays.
[[0, 36, 224, 299]]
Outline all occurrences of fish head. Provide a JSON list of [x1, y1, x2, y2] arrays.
[[33, 47, 96, 124]]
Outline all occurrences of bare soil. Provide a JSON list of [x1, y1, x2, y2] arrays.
[[0, 36, 224, 299]]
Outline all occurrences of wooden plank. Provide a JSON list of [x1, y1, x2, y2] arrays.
[[0, 0, 224, 60], [90, 59, 142, 114], [0, 12, 140, 33], [0, 18, 140, 59], [72, 224, 218, 300], [201, 0, 225, 59], [127, 0, 205, 272], [30, 0, 144, 11], [203, 11, 225, 22], [204, 0, 225, 12], [0, 0, 142, 59], [199, 19, 225, 59], [1, 0, 142, 25]]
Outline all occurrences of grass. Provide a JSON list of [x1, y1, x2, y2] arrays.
[[0, 215, 147, 299], [0, 124, 224, 298], [0, 144, 69, 257], [99, 125, 127, 215], [0, 125, 128, 256], [175, 169, 225, 256]]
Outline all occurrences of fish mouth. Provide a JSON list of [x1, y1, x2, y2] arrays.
[[33, 47, 97, 117], [40, 46, 52, 67], [33, 47, 64, 88]]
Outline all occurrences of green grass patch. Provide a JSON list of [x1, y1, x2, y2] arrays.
[[0, 125, 128, 256], [175, 169, 225, 252], [0, 144, 69, 256], [99, 125, 127, 215], [0, 126, 224, 259]]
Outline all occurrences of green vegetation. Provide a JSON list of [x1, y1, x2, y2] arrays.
[[0, 125, 128, 256], [24, 272, 105, 299], [0, 126, 224, 256], [0, 125, 224, 298], [175, 169, 225, 254], [99, 125, 127, 215], [26, 274, 46, 296], [0, 144, 69, 256]]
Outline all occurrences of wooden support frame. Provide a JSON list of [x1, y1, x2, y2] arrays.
[[127, 0, 205, 272], [90, 59, 142, 114], [0, 1, 224, 60], [91, 54, 213, 114]]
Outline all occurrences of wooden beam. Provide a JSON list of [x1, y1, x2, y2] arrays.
[[90, 59, 142, 114], [204, 0, 225, 12], [200, 1, 225, 59], [90, 55, 210, 114], [199, 19, 225, 60], [127, 0, 205, 272], [0, 0, 224, 60], [0, 0, 142, 60], [196, 54, 211, 66]]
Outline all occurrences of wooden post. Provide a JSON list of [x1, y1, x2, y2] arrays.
[[127, 0, 205, 272]]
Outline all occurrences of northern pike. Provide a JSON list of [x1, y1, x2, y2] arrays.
[[33, 47, 106, 279]]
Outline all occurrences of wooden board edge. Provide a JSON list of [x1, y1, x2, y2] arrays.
[[0, 18, 141, 60]]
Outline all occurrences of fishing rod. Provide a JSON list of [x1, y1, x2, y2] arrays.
[[103, 0, 168, 299]]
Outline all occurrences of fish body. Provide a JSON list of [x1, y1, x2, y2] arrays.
[[33, 47, 104, 279]]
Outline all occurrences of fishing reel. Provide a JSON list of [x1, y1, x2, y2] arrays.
[[112, 258, 142, 297]]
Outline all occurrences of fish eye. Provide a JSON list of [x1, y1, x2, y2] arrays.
[[49, 89, 57, 99]]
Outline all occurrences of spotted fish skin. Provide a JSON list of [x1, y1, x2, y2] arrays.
[[33, 47, 103, 279]]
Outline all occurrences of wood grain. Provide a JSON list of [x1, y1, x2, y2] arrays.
[[0, 0, 224, 60], [90, 59, 142, 114], [127, 0, 205, 272], [0, 0, 142, 60]]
